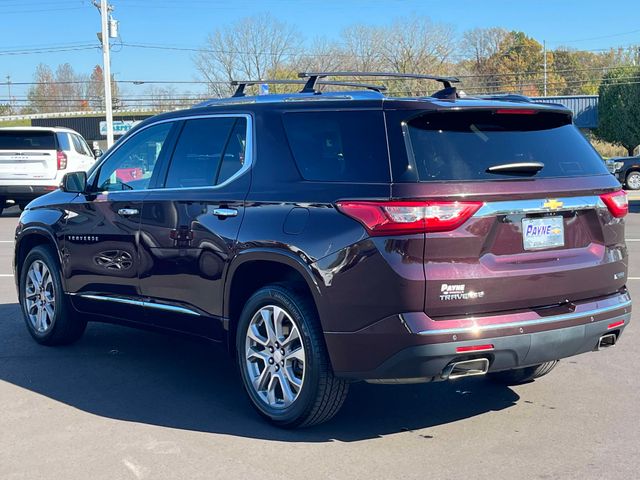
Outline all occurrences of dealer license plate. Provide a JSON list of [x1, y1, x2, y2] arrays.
[[522, 216, 564, 250]]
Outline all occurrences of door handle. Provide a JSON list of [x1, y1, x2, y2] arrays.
[[212, 208, 238, 218], [118, 208, 139, 217]]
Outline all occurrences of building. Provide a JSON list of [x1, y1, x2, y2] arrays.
[[532, 95, 599, 129]]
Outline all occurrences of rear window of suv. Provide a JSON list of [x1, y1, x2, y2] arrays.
[[282, 110, 390, 183], [0, 131, 56, 150], [392, 110, 608, 182]]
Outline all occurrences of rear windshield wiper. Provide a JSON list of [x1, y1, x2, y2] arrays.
[[486, 162, 544, 175]]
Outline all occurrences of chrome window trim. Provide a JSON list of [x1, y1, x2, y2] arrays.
[[472, 195, 606, 218], [89, 113, 254, 194], [417, 300, 631, 336], [70, 293, 201, 316]]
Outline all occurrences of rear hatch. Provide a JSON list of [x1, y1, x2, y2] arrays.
[[385, 106, 627, 318], [0, 130, 59, 180]]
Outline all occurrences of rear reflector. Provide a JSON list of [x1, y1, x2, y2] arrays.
[[607, 320, 625, 330], [495, 108, 537, 115], [600, 190, 628, 218], [335, 200, 482, 235], [456, 344, 494, 353], [56, 150, 67, 170]]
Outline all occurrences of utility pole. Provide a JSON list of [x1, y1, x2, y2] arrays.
[[94, 0, 115, 148], [5, 75, 11, 109], [543, 40, 547, 97]]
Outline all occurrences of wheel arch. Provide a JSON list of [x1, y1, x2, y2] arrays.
[[625, 166, 640, 176], [15, 228, 64, 290], [224, 249, 325, 352]]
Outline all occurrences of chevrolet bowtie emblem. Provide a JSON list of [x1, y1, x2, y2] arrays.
[[543, 199, 564, 210]]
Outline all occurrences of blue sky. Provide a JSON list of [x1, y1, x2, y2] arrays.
[[1, 0, 639, 99]]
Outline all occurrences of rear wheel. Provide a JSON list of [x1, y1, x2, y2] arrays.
[[626, 171, 640, 190], [487, 361, 558, 385], [20, 246, 87, 345], [236, 284, 348, 428]]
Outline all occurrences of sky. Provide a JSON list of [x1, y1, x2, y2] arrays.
[[1, 0, 640, 100]]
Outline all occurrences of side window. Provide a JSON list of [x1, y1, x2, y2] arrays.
[[70, 134, 84, 154], [282, 111, 390, 183], [164, 117, 246, 188], [96, 122, 172, 192], [56, 133, 71, 152], [75, 134, 92, 156], [216, 118, 247, 184]]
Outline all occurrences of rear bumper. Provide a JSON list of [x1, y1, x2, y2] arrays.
[[0, 185, 58, 202], [326, 291, 631, 381]]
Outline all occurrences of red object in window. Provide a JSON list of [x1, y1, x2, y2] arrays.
[[116, 168, 143, 183]]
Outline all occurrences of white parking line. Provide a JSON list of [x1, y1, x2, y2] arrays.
[[626, 239, 640, 242], [0, 274, 13, 277], [0, 241, 13, 243]]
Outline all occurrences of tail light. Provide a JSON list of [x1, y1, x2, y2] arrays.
[[495, 108, 537, 115], [600, 190, 628, 218], [56, 150, 67, 170], [335, 200, 482, 235]]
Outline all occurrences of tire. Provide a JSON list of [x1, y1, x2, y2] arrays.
[[487, 360, 558, 385], [625, 171, 640, 190], [236, 284, 349, 428], [19, 245, 87, 346]]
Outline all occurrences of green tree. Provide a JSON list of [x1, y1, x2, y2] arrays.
[[595, 66, 640, 156]]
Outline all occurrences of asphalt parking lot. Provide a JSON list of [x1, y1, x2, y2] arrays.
[[1, 201, 639, 480]]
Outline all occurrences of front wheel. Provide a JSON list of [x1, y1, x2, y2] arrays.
[[20, 246, 87, 345], [486, 360, 558, 385], [626, 171, 640, 190], [236, 284, 348, 428]]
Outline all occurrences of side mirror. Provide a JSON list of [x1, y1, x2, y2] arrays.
[[61, 171, 88, 193]]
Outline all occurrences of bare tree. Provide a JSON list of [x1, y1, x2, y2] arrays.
[[195, 14, 300, 97], [381, 17, 455, 73], [26, 64, 57, 113], [460, 27, 510, 92], [87, 65, 120, 110], [378, 17, 455, 95], [340, 25, 385, 72], [462, 27, 510, 69]]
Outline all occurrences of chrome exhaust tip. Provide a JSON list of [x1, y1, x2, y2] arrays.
[[598, 333, 617, 350], [442, 358, 490, 380]]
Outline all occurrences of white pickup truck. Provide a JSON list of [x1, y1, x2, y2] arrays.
[[0, 127, 97, 214]]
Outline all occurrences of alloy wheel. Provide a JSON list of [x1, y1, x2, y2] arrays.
[[244, 304, 306, 408], [627, 172, 640, 190], [24, 260, 56, 333]]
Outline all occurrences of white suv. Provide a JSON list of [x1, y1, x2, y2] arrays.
[[0, 127, 96, 213]]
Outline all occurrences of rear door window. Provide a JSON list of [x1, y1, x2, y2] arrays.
[[282, 110, 390, 183], [0, 131, 56, 150], [70, 134, 86, 155], [56, 133, 71, 152], [393, 110, 608, 182], [164, 117, 244, 188]]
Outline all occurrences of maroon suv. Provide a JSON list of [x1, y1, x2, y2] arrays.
[[14, 72, 631, 428]]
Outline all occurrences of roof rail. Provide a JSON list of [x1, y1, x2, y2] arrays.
[[298, 71, 460, 93], [230, 79, 386, 97]]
